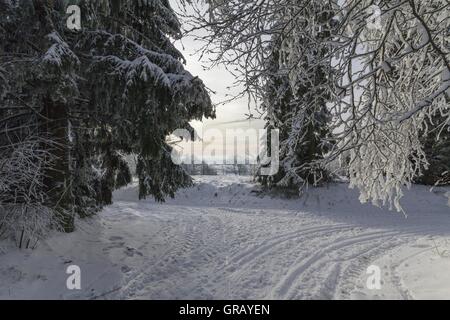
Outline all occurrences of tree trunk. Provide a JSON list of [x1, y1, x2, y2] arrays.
[[41, 95, 74, 233]]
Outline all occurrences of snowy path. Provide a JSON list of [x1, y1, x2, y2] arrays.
[[1, 176, 450, 299]]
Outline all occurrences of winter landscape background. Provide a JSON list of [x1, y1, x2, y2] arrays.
[[1, 0, 450, 300]]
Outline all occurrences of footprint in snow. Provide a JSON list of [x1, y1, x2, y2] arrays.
[[109, 236, 124, 241], [121, 265, 132, 273], [124, 247, 143, 257]]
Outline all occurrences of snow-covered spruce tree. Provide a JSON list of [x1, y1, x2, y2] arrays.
[[0, 1, 64, 242], [256, 36, 293, 188], [256, 37, 293, 188], [258, 8, 335, 190], [0, 0, 214, 235], [75, 0, 215, 202], [0, 0, 78, 233]]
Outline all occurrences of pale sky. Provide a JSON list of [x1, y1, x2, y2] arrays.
[[171, 0, 266, 164], [174, 32, 265, 131], [171, 0, 265, 127]]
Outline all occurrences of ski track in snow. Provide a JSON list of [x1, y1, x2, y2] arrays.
[[1, 176, 450, 299]]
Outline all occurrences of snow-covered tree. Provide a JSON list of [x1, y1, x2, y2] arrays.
[[331, 0, 449, 211], [0, 135, 63, 248], [182, 0, 449, 211], [256, 37, 293, 189], [257, 7, 335, 190], [76, 0, 215, 201], [416, 114, 450, 186], [0, 0, 215, 236]]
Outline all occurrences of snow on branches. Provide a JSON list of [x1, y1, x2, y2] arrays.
[[0, 0, 215, 239], [0, 137, 63, 248], [182, 0, 450, 211], [332, 0, 449, 212]]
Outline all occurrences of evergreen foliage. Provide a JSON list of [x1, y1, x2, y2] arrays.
[[0, 0, 215, 237]]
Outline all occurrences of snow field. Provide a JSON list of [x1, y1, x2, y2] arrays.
[[1, 176, 449, 299]]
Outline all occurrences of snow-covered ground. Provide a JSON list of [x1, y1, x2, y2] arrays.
[[1, 176, 450, 300]]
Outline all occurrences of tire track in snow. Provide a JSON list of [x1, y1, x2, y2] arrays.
[[227, 224, 355, 268], [314, 235, 410, 299], [386, 246, 435, 300], [193, 223, 356, 298], [117, 210, 227, 299], [270, 229, 419, 299], [205, 222, 387, 299], [115, 212, 200, 298], [104, 177, 449, 300]]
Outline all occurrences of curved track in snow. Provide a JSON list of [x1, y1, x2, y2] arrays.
[[99, 176, 450, 299], [1, 176, 449, 299]]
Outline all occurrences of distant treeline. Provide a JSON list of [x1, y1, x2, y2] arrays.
[[181, 163, 258, 176]]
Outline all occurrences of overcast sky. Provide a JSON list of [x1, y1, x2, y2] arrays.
[[170, 1, 265, 164], [171, 0, 264, 126]]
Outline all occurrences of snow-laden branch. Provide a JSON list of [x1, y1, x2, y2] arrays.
[[181, 0, 450, 210]]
